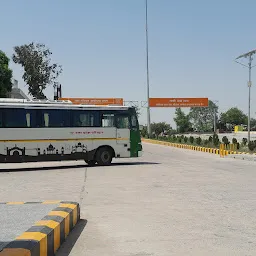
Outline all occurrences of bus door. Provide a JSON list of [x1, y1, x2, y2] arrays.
[[115, 114, 130, 157]]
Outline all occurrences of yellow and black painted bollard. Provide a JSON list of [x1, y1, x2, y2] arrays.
[[220, 143, 225, 157]]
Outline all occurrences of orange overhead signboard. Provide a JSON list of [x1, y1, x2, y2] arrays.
[[149, 98, 209, 107], [60, 98, 124, 106]]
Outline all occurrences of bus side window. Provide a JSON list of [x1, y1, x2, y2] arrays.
[[26, 113, 31, 127], [26, 110, 37, 128], [79, 113, 94, 127], [116, 116, 129, 129], [44, 113, 49, 127], [0, 110, 2, 128], [72, 111, 95, 127], [101, 114, 115, 127], [131, 115, 137, 128], [4, 108, 28, 128], [42, 110, 70, 127]]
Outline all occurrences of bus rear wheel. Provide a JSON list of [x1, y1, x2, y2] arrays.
[[85, 160, 96, 166], [96, 147, 113, 166]]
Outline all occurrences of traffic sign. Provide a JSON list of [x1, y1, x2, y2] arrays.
[[149, 98, 208, 107]]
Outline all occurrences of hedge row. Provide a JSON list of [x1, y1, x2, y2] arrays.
[[149, 134, 256, 152]]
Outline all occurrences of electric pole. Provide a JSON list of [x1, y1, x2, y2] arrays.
[[145, 0, 151, 137], [235, 49, 256, 142]]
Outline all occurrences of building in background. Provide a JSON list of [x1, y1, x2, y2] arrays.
[[9, 79, 30, 100]]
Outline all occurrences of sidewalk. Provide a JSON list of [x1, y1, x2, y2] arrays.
[[227, 154, 256, 161]]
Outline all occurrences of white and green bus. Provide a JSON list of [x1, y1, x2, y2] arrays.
[[0, 98, 142, 166]]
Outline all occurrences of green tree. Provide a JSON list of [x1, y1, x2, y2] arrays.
[[151, 122, 172, 138], [0, 50, 13, 97], [220, 107, 247, 126], [250, 118, 256, 128], [189, 100, 218, 132], [140, 125, 148, 137], [135, 106, 140, 118], [13, 42, 62, 99], [173, 108, 191, 133]]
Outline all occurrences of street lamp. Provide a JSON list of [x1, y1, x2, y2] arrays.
[[235, 49, 256, 142], [145, 0, 151, 137]]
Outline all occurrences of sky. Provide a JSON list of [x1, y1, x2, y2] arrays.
[[1, 0, 256, 127]]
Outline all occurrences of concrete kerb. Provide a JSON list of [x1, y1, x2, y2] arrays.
[[142, 138, 256, 157], [0, 201, 80, 256]]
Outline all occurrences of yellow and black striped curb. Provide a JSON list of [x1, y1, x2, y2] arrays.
[[142, 138, 256, 156], [0, 201, 80, 256]]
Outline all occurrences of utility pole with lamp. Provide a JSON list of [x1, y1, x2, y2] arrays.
[[213, 100, 219, 134], [145, 0, 151, 138], [235, 49, 256, 143]]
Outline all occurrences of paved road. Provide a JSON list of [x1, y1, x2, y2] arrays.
[[1, 143, 256, 255]]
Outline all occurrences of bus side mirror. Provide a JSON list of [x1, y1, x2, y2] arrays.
[[139, 125, 143, 131]]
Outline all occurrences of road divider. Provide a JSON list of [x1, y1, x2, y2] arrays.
[[0, 201, 80, 256], [142, 138, 255, 157]]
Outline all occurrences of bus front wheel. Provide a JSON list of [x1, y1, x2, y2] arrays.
[[96, 147, 113, 166]]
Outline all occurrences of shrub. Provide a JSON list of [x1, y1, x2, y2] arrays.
[[172, 135, 177, 142], [141, 128, 148, 138], [203, 139, 209, 146], [159, 136, 167, 141], [232, 138, 237, 144], [177, 136, 182, 143], [248, 141, 256, 151], [180, 135, 184, 140], [184, 136, 188, 143], [195, 137, 202, 145], [213, 133, 219, 147], [189, 136, 194, 144], [242, 138, 248, 146], [222, 136, 229, 145], [236, 142, 240, 150], [150, 134, 156, 139], [208, 136, 213, 143]]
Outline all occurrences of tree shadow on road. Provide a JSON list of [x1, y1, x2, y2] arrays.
[[56, 219, 87, 256]]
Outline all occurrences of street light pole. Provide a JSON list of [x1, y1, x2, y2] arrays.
[[213, 107, 217, 133], [235, 49, 256, 143], [145, 0, 151, 137], [248, 55, 252, 142], [213, 100, 219, 134]]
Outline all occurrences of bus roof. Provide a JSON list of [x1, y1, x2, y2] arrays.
[[0, 98, 131, 110]]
